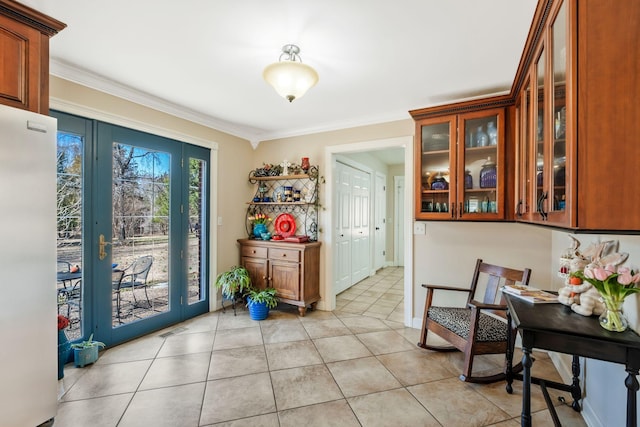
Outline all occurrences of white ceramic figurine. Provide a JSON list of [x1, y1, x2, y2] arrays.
[[557, 238, 628, 317]]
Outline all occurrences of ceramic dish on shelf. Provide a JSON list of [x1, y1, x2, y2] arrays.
[[274, 213, 296, 238], [272, 186, 285, 203]]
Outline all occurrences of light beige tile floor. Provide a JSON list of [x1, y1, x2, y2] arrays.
[[56, 267, 587, 426]]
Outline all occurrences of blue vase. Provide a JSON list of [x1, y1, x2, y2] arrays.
[[248, 298, 269, 320], [253, 223, 267, 239], [58, 330, 71, 380]]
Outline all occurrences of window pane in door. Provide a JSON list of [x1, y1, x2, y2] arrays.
[[188, 158, 206, 304], [112, 143, 170, 327], [56, 132, 84, 340]]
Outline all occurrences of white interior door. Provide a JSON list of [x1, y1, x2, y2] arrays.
[[350, 167, 370, 284], [334, 163, 352, 294], [374, 173, 386, 271]]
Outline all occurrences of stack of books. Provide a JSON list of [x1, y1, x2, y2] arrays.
[[501, 284, 559, 304]]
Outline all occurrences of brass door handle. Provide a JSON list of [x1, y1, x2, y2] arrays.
[[98, 234, 111, 260]]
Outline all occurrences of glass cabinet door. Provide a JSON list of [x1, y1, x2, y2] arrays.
[[550, 0, 567, 215], [458, 109, 504, 219], [516, 80, 533, 219], [534, 46, 546, 216], [416, 116, 454, 218]]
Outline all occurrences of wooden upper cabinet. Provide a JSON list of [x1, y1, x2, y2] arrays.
[[411, 102, 509, 221], [513, 0, 640, 231], [0, 0, 65, 114]]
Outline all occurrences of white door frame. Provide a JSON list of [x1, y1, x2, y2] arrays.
[[394, 176, 405, 267], [322, 136, 413, 326]]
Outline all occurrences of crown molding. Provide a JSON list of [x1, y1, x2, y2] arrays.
[[50, 58, 262, 142], [50, 59, 410, 146]]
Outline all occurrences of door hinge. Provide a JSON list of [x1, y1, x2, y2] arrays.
[[383, 250, 386, 256], [181, 204, 184, 214], [181, 158, 184, 168], [181, 296, 183, 305]]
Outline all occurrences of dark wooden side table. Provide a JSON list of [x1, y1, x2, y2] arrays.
[[504, 293, 640, 427]]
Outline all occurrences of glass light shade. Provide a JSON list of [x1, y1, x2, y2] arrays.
[[263, 61, 319, 102]]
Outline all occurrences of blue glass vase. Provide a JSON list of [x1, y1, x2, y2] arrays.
[[253, 223, 267, 239]]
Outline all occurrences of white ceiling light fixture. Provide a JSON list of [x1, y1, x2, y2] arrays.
[[263, 44, 319, 103]]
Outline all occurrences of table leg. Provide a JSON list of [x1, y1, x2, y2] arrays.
[[625, 366, 639, 427], [521, 346, 533, 427], [505, 310, 514, 394], [570, 355, 582, 411]]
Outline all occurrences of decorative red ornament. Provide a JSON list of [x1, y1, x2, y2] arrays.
[[301, 157, 310, 172]]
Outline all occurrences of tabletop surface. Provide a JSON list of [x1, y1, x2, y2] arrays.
[[505, 293, 640, 349]]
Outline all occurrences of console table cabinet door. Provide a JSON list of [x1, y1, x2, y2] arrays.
[[242, 256, 268, 290], [269, 259, 300, 301]]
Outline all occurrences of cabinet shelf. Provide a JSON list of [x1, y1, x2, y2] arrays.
[[251, 173, 312, 182], [248, 202, 311, 206]]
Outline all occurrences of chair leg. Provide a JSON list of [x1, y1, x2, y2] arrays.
[[461, 348, 474, 381], [143, 286, 152, 309], [417, 288, 432, 348]]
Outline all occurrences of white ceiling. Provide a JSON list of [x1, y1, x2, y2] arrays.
[[21, 0, 537, 146]]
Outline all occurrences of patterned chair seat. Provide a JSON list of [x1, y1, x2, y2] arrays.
[[427, 306, 507, 342]]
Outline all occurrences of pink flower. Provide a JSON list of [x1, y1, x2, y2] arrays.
[[617, 267, 640, 285], [585, 266, 613, 281]]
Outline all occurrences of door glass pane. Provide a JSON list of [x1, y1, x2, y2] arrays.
[[551, 1, 567, 212], [56, 132, 84, 340], [464, 115, 498, 214], [536, 48, 546, 210], [522, 83, 532, 214], [188, 158, 206, 304], [112, 143, 170, 327], [420, 122, 450, 214]]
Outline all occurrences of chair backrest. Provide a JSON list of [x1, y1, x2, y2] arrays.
[[467, 258, 532, 306], [57, 261, 71, 273], [130, 255, 153, 281]]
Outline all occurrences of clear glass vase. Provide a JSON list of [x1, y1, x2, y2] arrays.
[[599, 298, 628, 332]]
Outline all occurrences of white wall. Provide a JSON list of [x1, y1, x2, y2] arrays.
[[412, 222, 552, 325]]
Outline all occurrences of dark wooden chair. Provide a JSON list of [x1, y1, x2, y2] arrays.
[[417, 258, 531, 383]]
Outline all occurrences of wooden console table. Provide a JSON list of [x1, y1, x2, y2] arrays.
[[504, 294, 640, 427]]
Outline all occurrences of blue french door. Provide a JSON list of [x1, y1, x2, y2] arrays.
[[54, 112, 210, 347]]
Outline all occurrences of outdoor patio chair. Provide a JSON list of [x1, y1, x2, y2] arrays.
[[120, 255, 154, 309], [57, 261, 82, 318]]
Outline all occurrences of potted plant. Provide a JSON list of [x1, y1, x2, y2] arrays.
[[71, 334, 105, 367], [246, 287, 278, 320], [215, 266, 251, 299], [215, 266, 251, 314]]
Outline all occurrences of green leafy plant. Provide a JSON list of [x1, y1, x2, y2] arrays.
[[70, 334, 105, 350], [215, 266, 251, 299], [246, 287, 278, 309]]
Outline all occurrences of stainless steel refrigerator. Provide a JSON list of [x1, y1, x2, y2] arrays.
[[0, 104, 57, 426]]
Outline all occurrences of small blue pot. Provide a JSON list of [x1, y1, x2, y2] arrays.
[[248, 298, 269, 321], [74, 346, 99, 368]]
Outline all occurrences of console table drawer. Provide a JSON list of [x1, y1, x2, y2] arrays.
[[269, 248, 300, 262], [241, 246, 268, 258]]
